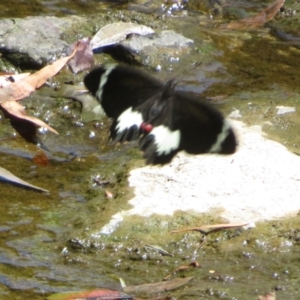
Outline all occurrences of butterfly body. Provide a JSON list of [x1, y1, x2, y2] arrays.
[[84, 65, 236, 164]]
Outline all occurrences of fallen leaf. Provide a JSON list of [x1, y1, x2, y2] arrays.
[[0, 166, 48, 192], [0, 49, 77, 104], [0, 48, 77, 134], [68, 38, 94, 74], [172, 222, 250, 235], [264, 0, 285, 20], [91, 22, 154, 50], [163, 262, 200, 280], [221, 0, 285, 29], [53, 277, 193, 299], [174, 262, 200, 272], [0, 107, 41, 143], [47, 289, 133, 300], [123, 276, 193, 294], [0, 73, 30, 87], [1, 101, 58, 134]]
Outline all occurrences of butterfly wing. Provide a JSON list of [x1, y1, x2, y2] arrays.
[[84, 65, 164, 118], [84, 65, 163, 141], [85, 65, 236, 165], [139, 91, 236, 165], [173, 91, 236, 154]]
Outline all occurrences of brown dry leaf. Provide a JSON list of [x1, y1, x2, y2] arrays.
[[1, 101, 59, 134], [123, 276, 193, 294], [172, 262, 200, 273], [0, 73, 30, 88], [68, 38, 94, 74], [0, 49, 76, 104], [18, 49, 77, 93], [258, 291, 276, 300], [163, 262, 200, 280], [0, 106, 41, 143], [172, 222, 250, 235], [0, 48, 77, 134], [47, 288, 133, 300], [222, 0, 285, 29]]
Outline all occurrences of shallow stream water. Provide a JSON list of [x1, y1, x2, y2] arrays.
[[1, 1, 300, 299]]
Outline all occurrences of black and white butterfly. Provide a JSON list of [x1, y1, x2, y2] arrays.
[[84, 64, 236, 165]]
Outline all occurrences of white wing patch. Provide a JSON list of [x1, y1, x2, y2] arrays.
[[209, 120, 231, 153], [96, 64, 116, 102], [116, 107, 143, 133], [151, 125, 181, 155]]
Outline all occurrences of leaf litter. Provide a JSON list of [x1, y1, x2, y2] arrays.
[[67, 38, 94, 74], [0, 22, 157, 193], [0, 18, 284, 298], [172, 222, 251, 235], [47, 277, 193, 299], [0, 48, 77, 191], [221, 0, 285, 29], [0, 48, 77, 133]]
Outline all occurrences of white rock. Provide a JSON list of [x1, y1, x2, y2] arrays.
[[99, 120, 300, 234], [276, 106, 296, 115]]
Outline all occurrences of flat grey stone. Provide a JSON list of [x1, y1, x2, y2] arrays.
[[0, 16, 82, 67], [121, 30, 193, 51]]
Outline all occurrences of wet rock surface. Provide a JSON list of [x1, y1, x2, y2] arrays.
[[0, 15, 195, 70], [0, 16, 85, 68], [117, 30, 194, 66]]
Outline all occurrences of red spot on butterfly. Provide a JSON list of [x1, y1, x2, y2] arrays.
[[140, 122, 153, 134]]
